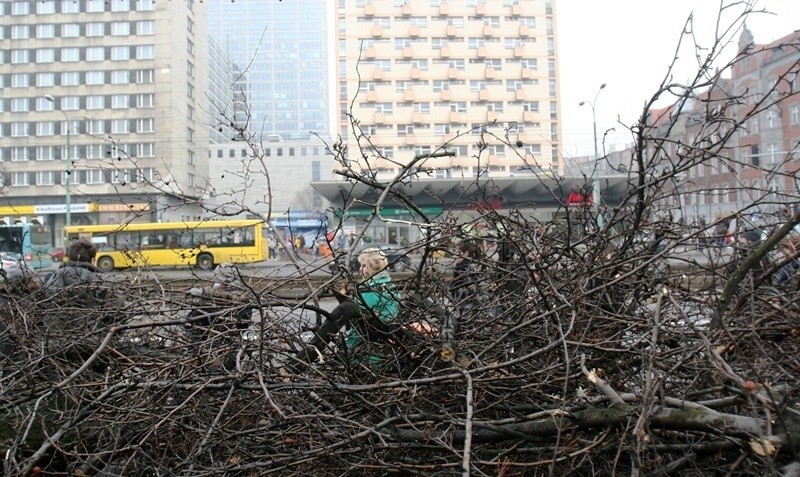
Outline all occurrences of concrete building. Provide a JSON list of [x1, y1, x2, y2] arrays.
[[335, 0, 562, 180], [0, 0, 212, 243], [207, 139, 337, 219]]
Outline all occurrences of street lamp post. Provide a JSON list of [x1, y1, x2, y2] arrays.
[[45, 95, 71, 227], [579, 83, 607, 228]]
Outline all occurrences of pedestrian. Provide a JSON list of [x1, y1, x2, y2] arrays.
[[268, 234, 278, 260], [44, 238, 103, 296], [774, 235, 800, 285]]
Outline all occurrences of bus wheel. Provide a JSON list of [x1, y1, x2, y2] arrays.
[[97, 256, 115, 272], [196, 253, 214, 270]]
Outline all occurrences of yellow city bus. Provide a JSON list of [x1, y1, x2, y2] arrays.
[[65, 219, 267, 272]]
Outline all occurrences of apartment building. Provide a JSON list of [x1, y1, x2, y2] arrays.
[[0, 0, 211, 241], [336, 0, 562, 179]]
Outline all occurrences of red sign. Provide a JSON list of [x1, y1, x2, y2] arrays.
[[566, 191, 592, 206]]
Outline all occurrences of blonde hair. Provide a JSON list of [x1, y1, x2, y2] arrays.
[[358, 247, 389, 275]]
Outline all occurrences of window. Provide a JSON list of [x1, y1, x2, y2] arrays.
[[136, 20, 154, 35], [37, 1, 56, 13], [11, 1, 29, 14], [506, 79, 523, 91], [37, 122, 55, 137], [11, 25, 29, 39], [111, 119, 129, 134], [188, 150, 195, 165], [136, 69, 154, 83], [61, 47, 80, 62], [86, 0, 105, 12], [36, 49, 55, 63], [86, 170, 105, 185], [412, 58, 429, 70], [61, 97, 79, 110], [86, 46, 106, 61], [136, 143, 154, 157], [86, 95, 105, 110], [86, 22, 105, 36], [792, 104, 800, 126], [485, 58, 502, 70], [376, 102, 393, 114], [61, 0, 80, 13], [111, 95, 130, 109], [136, 0, 155, 10], [36, 24, 55, 38], [11, 98, 29, 113], [111, 70, 130, 84], [11, 147, 29, 162], [111, 0, 130, 12], [37, 146, 55, 161], [86, 120, 105, 135], [111, 46, 130, 61], [111, 22, 130, 36], [36, 172, 55, 186], [11, 50, 29, 64], [36, 97, 54, 111], [84, 144, 101, 159], [11, 123, 29, 137], [12, 172, 29, 187], [137, 118, 154, 133], [452, 101, 467, 113], [86, 71, 105, 85], [136, 45, 154, 60], [11, 73, 29, 88], [187, 39, 194, 55], [62, 24, 80, 38], [61, 72, 80, 86]]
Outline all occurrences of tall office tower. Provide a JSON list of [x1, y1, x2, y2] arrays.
[[207, 0, 332, 140], [0, 0, 212, 238], [336, 0, 562, 178]]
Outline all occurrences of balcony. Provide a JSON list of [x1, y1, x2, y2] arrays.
[[404, 90, 415, 101], [476, 46, 487, 58], [513, 45, 525, 58], [485, 67, 496, 79], [363, 3, 374, 16], [371, 25, 384, 37], [515, 89, 527, 100], [412, 111, 425, 123], [410, 67, 421, 79], [401, 2, 412, 16], [482, 25, 494, 37], [373, 68, 385, 80], [366, 90, 379, 101], [409, 25, 421, 37], [402, 46, 414, 58], [487, 111, 498, 123], [521, 67, 536, 79], [374, 112, 386, 123], [364, 47, 377, 59], [450, 111, 462, 122], [446, 25, 459, 37], [523, 110, 537, 122], [440, 46, 451, 58], [438, 4, 449, 15], [519, 25, 532, 37], [441, 90, 453, 101], [475, 3, 486, 15], [512, 4, 526, 16], [448, 67, 462, 80], [478, 89, 490, 101]]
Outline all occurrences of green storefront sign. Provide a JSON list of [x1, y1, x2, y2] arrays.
[[335, 206, 443, 218]]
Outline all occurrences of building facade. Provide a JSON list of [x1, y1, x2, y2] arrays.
[[0, 0, 212, 243], [336, 0, 562, 180], [207, 0, 332, 141]]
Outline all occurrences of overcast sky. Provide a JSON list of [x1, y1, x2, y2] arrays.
[[557, 0, 800, 160]]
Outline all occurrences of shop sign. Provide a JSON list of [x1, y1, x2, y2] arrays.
[[34, 203, 93, 214], [97, 203, 150, 212], [336, 206, 442, 218]]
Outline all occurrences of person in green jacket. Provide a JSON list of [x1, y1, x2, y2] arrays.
[[296, 247, 402, 367]]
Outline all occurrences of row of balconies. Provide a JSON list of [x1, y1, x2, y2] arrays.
[[364, 64, 537, 81], [362, 44, 537, 61], [360, 86, 540, 102], [362, 2, 531, 19], [365, 24, 535, 41], [366, 109, 540, 125]]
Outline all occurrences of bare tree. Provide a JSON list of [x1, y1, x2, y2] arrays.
[[4, 3, 800, 476]]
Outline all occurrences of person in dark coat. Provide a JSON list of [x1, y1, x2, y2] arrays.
[[44, 238, 102, 296]]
